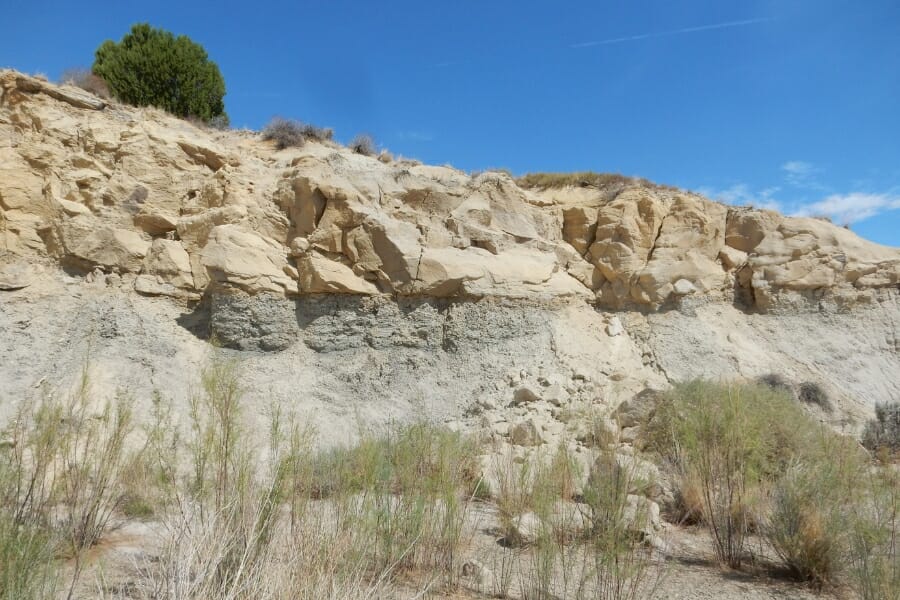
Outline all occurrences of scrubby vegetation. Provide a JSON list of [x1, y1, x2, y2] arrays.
[[349, 133, 376, 156], [646, 379, 899, 595], [517, 171, 637, 190], [765, 433, 863, 587], [92, 23, 227, 122], [797, 381, 832, 411], [516, 171, 680, 194], [849, 467, 900, 599], [261, 117, 334, 150], [485, 435, 665, 600], [60, 67, 110, 99], [0, 361, 138, 599], [646, 381, 810, 568], [863, 401, 900, 457], [261, 117, 305, 149], [2, 361, 897, 599]]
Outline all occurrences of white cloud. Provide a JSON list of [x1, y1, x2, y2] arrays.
[[697, 183, 782, 211], [781, 160, 827, 190], [782, 160, 814, 177], [792, 192, 900, 224], [698, 163, 900, 227]]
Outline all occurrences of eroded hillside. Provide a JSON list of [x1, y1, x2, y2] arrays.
[[1, 70, 899, 436]]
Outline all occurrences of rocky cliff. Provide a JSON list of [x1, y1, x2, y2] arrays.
[[2, 70, 899, 440]]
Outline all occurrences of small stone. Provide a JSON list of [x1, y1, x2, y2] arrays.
[[491, 421, 510, 436], [543, 383, 568, 406], [623, 494, 662, 536], [134, 212, 178, 235], [0, 262, 34, 291], [620, 426, 639, 444], [510, 418, 544, 446], [58, 198, 92, 217], [673, 278, 697, 296], [606, 316, 624, 336], [289, 236, 310, 256], [647, 534, 670, 552], [612, 388, 662, 428], [477, 396, 499, 411], [511, 384, 542, 406], [507, 512, 543, 545]]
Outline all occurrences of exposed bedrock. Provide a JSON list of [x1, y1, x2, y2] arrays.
[[1, 70, 899, 435]]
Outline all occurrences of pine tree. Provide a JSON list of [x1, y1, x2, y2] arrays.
[[92, 23, 227, 123]]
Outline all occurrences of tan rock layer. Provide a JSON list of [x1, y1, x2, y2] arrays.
[[1, 69, 898, 311]]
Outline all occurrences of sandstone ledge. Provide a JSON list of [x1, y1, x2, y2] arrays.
[[1, 69, 898, 317]]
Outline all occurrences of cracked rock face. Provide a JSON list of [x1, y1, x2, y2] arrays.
[[3, 69, 897, 313], [1, 70, 899, 436]]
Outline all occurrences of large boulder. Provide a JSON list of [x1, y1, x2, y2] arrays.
[[200, 225, 295, 294], [134, 239, 197, 299], [58, 217, 150, 272], [297, 251, 379, 295]]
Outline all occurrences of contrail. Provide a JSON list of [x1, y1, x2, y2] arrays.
[[571, 17, 772, 48]]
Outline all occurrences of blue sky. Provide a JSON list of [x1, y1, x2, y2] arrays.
[[3, 0, 899, 246]]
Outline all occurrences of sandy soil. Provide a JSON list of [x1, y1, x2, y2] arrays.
[[65, 504, 852, 600]]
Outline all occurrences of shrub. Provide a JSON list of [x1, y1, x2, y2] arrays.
[[300, 123, 334, 142], [581, 447, 665, 600], [669, 470, 705, 526], [517, 171, 636, 190], [92, 23, 227, 122], [260, 117, 333, 149], [862, 402, 900, 457], [764, 433, 864, 588], [262, 117, 305, 150], [798, 381, 832, 411], [349, 134, 376, 156], [0, 360, 137, 598], [0, 435, 59, 600], [303, 422, 480, 585], [59, 67, 110, 98], [646, 380, 812, 568], [0, 514, 57, 600], [848, 468, 900, 600], [756, 373, 793, 395]]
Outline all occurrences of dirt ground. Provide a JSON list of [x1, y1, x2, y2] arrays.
[[66, 502, 852, 600]]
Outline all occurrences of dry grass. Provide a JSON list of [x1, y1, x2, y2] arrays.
[[0, 360, 137, 599], [349, 134, 376, 156], [848, 467, 900, 600], [517, 171, 680, 193], [863, 402, 900, 459], [261, 118, 334, 150], [489, 440, 665, 600], [4, 359, 897, 599], [764, 433, 865, 588], [132, 353, 484, 598], [60, 68, 110, 99]]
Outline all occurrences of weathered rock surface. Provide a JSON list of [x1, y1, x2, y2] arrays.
[[4, 70, 897, 313], [1, 70, 899, 438]]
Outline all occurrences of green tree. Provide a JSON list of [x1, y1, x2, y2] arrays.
[[92, 23, 227, 122]]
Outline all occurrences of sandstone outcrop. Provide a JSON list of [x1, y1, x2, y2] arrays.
[[3, 69, 897, 315], [1, 70, 899, 440]]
